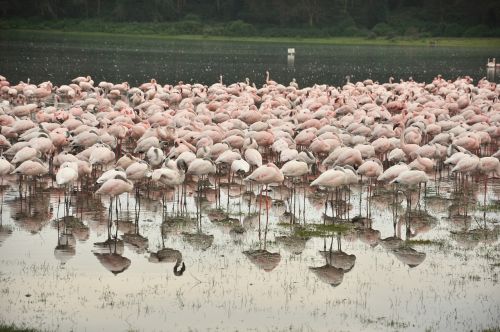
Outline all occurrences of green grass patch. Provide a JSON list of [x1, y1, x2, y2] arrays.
[[482, 328, 500, 332], [405, 239, 445, 246], [477, 201, 500, 212], [2, 29, 499, 48], [162, 215, 195, 224], [292, 223, 353, 238], [0, 324, 39, 332], [55, 215, 87, 229]]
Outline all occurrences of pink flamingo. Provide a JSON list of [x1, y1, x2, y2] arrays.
[[245, 163, 284, 238]]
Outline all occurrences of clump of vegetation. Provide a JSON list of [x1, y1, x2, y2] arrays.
[[0, 324, 39, 332], [405, 239, 445, 247], [1, 1, 499, 38], [291, 223, 353, 238], [477, 201, 500, 212]]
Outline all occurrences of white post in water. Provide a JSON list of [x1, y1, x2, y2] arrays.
[[487, 57, 497, 81], [287, 48, 295, 67]]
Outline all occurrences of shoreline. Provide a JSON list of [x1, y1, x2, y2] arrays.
[[2, 29, 500, 48]]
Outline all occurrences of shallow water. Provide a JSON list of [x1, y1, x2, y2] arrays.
[[0, 32, 499, 87], [0, 33, 499, 331], [0, 171, 499, 331]]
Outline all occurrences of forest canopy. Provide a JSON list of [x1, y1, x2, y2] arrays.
[[1, 0, 499, 37]]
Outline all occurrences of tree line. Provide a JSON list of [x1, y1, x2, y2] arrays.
[[2, 0, 499, 37]]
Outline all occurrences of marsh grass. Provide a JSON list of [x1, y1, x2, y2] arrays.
[[476, 201, 500, 212], [292, 223, 354, 238], [2, 29, 500, 48], [405, 239, 446, 247], [0, 324, 39, 332]]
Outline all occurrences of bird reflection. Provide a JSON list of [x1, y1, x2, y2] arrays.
[[352, 217, 380, 248], [309, 264, 344, 287], [122, 230, 148, 254], [275, 235, 309, 255], [397, 209, 437, 239], [10, 191, 52, 234], [54, 219, 76, 266], [93, 212, 130, 275], [392, 246, 426, 268], [182, 195, 214, 250], [243, 249, 281, 272], [149, 248, 185, 276], [148, 227, 186, 276], [309, 235, 352, 287], [319, 235, 356, 272], [94, 251, 131, 275], [451, 228, 498, 249], [182, 232, 214, 251], [380, 216, 427, 268], [0, 224, 12, 246]]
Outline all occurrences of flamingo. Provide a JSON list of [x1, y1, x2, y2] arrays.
[[391, 169, 429, 213], [97, 167, 127, 184], [477, 156, 499, 205], [96, 174, 134, 239], [281, 160, 309, 220], [311, 167, 347, 219], [151, 159, 187, 214], [56, 161, 79, 214], [245, 163, 284, 238]]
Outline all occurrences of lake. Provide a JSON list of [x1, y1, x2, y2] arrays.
[[0, 32, 498, 87]]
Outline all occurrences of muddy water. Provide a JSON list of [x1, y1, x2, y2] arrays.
[[0, 172, 498, 331]]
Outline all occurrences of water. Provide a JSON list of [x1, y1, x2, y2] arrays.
[[0, 32, 499, 331], [0, 32, 498, 87], [0, 173, 499, 331]]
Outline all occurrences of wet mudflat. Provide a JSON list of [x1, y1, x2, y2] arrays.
[[0, 171, 498, 331]]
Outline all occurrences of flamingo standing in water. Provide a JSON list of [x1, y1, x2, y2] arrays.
[[281, 160, 309, 221], [151, 159, 188, 215], [391, 169, 429, 216], [311, 167, 347, 219], [56, 161, 79, 215], [477, 157, 500, 205], [96, 174, 134, 239], [245, 163, 284, 239], [0, 73, 498, 284]]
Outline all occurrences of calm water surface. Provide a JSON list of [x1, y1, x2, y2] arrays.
[[0, 32, 498, 86], [0, 174, 498, 331]]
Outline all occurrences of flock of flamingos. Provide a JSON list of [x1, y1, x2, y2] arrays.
[[0, 72, 499, 267]]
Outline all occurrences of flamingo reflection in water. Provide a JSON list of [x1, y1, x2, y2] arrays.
[[243, 205, 281, 272], [148, 231, 186, 276], [0, 157, 13, 243], [54, 219, 76, 266], [94, 249, 131, 275], [243, 249, 281, 272], [379, 205, 427, 269], [244, 163, 284, 242], [310, 234, 356, 287], [93, 213, 130, 275], [95, 174, 134, 241]]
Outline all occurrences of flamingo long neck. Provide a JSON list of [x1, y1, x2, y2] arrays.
[[400, 125, 406, 149], [173, 257, 185, 276]]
